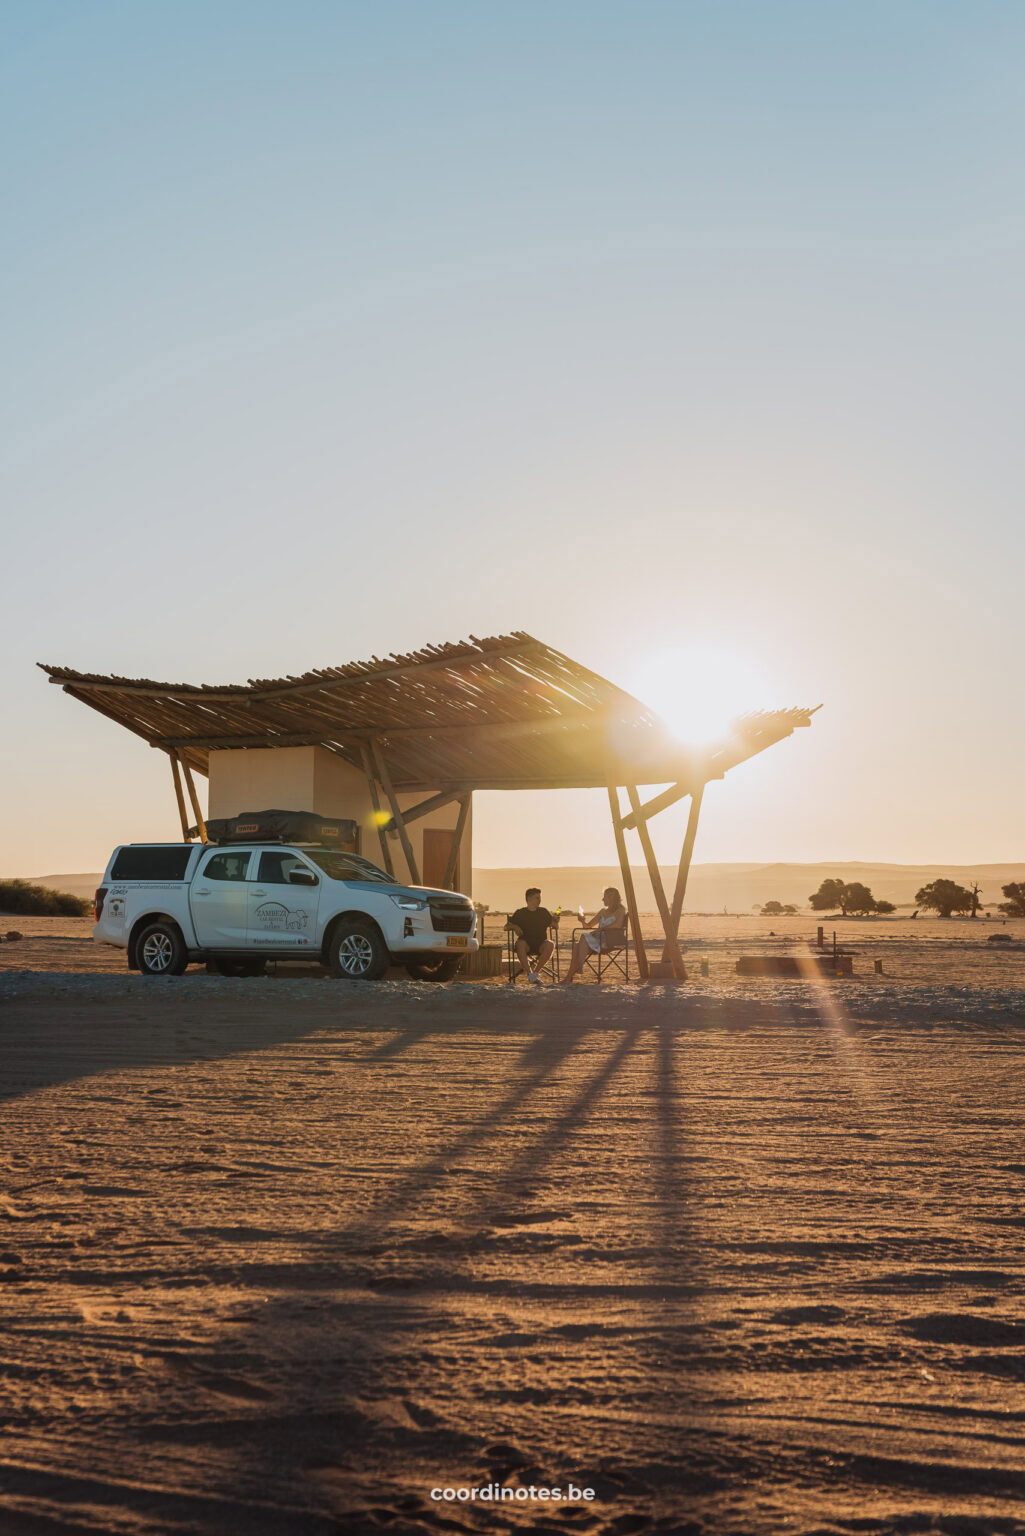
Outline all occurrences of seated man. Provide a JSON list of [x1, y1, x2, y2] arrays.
[[506, 887, 560, 984]]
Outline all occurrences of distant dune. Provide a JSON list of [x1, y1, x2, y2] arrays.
[[15, 874, 104, 902], [16, 862, 1024, 915]]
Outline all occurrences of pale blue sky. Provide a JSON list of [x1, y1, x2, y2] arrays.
[[2, 1, 1023, 873]]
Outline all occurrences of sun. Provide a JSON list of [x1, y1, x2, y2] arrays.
[[629, 645, 772, 747]]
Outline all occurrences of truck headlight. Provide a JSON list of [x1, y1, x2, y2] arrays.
[[390, 895, 427, 911]]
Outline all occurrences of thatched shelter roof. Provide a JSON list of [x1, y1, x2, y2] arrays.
[[40, 632, 815, 792]]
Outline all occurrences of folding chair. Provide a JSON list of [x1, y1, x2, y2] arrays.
[[570, 914, 630, 983], [506, 918, 561, 984]]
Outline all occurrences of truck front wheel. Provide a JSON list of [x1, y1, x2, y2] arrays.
[[326, 920, 390, 981], [136, 921, 188, 977]]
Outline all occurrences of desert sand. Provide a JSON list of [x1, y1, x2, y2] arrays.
[[1, 919, 1023, 1535]]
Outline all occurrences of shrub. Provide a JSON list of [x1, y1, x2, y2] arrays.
[[0, 880, 91, 917]]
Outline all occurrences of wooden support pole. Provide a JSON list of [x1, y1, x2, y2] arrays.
[[168, 752, 191, 842], [442, 795, 471, 891], [662, 784, 704, 965], [180, 758, 208, 844], [607, 784, 649, 981], [359, 744, 395, 877], [371, 739, 420, 886], [626, 784, 684, 978]]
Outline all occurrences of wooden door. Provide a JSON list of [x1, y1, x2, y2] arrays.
[[422, 828, 456, 890]]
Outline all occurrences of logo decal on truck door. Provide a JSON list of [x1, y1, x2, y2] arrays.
[[254, 901, 309, 932]]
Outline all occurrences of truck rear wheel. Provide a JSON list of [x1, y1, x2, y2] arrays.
[[136, 921, 187, 977], [406, 956, 463, 982], [326, 919, 390, 981]]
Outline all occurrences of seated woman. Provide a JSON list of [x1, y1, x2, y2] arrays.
[[562, 887, 627, 983]]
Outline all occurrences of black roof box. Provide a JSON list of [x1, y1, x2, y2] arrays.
[[190, 809, 359, 846]]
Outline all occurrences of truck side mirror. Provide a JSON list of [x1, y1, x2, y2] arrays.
[[290, 871, 318, 887]]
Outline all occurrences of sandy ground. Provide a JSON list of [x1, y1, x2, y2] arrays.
[[1, 924, 1024, 1535]]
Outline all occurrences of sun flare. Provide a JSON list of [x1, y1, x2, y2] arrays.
[[630, 645, 772, 747]]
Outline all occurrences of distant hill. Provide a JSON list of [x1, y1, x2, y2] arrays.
[[17, 874, 104, 902], [12, 862, 1025, 916], [471, 863, 1025, 914]]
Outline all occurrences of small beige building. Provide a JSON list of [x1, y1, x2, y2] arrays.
[[207, 742, 471, 892]]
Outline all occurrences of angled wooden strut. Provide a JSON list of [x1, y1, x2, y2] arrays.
[[359, 743, 395, 877], [442, 795, 471, 891], [370, 738, 420, 886], [384, 786, 463, 831], [168, 751, 191, 841], [619, 779, 691, 831], [607, 784, 649, 981], [180, 757, 208, 844], [625, 784, 685, 978]]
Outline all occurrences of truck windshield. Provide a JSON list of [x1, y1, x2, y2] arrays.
[[305, 850, 397, 884]]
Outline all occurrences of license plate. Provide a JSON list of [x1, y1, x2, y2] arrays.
[[447, 936, 468, 947]]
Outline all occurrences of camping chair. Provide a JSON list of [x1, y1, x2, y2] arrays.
[[570, 914, 630, 983], [506, 918, 561, 984]]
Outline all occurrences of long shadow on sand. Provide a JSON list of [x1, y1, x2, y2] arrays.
[[176, 1000, 742, 1533], [0, 980, 345, 1104]]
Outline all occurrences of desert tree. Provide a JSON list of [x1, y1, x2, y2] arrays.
[[809, 878, 849, 914], [842, 882, 878, 916], [915, 879, 975, 918], [809, 878, 883, 915], [998, 882, 1025, 918]]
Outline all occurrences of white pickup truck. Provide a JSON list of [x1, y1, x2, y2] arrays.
[[94, 842, 477, 981]]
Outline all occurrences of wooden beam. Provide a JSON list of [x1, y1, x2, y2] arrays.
[[442, 795, 471, 891], [662, 784, 704, 965], [155, 709, 616, 753], [625, 784, 684, 978], [48, 636, 541, 703], [384, 786, 463, 832], [370, 739, 420, 885], [618, 779, 692, 830], [160, 731, 329, 750], [607, 784, 648, 980], [168, 752, 191, 842], [180, 758, 209, 844], [359, 744, 395, 878]]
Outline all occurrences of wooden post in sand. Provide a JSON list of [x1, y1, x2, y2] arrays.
[[370, 738, 420, 886], [180, 758, 208, 844], [607, 784, 649, 980], [661, 784, 705, 967], [625, 784, 684, 978], [359, 744, 395, 878], [442, 795, 471, 890], [168, 752, 191, 841]]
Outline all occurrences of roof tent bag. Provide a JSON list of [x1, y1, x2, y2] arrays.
[[197, 809, 360, 846]]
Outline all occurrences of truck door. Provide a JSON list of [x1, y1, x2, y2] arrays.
[[190, 848, 254, 948], [248, 850, 321, 952]]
